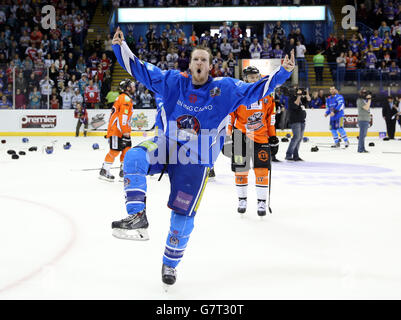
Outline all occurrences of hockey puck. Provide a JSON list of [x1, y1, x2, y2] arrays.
[[18, 151, 26, 155], [92, 143, 99, 150], [28, 146, 38, 152], [286, 133, 291, 138], [281, 137, 289, 142], [368, 142, 375, 147], [11, 154, 19, 159], [7, 149, 16, 155], [311, 146, 319, 152], [1, 139, 6, 144], [303, 137, 309, 142], [22, 137, 29, 143], [383, 137, 390, 141]]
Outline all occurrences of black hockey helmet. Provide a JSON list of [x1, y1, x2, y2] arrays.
[[243, 65, 260, 77], [119, 78, 134, 92]]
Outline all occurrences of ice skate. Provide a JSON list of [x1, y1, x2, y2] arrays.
[[99, 168, 115, 182], [331, 142, 340, 148], [208, 167, 215, 180], [237, 198, 247, 214], [257, 199, 267, 217], [111, 209, 149, 240], [162, 264, 177, 291]]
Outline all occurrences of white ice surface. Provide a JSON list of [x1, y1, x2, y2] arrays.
[[0, 135, 401, 300]]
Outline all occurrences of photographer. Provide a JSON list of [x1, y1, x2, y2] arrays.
[[356, 88, 372, 153], [285, 87, 310, 161]]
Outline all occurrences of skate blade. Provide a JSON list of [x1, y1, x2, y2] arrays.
[[99, 176, 114, 182], [112, 228, 149, 241], [163, 283, 174, 293]]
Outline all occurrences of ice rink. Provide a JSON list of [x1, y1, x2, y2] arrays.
[[1, 134, 401, 300]]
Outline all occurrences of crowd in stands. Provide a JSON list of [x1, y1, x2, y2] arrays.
[[313, 0, 401, 88], [0, 0, 120, 110]]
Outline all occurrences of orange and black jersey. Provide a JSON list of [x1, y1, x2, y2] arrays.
[[106, 93, 134, 138], [227, 94, 276, 144]]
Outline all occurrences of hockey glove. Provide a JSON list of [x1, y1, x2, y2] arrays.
[[121, 136, 132, 149], [268, 136, 279, 156]]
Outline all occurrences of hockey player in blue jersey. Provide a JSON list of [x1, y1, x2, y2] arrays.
[[110, 27, 294, 287], [324, 86, 350, 148]]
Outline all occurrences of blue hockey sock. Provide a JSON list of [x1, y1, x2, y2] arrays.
[[124, 147, 149, 215], [163, 211, 195, 268], [331, 129, 339, 143], [338, 127, 349, 142]]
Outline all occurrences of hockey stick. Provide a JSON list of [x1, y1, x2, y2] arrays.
[[72, 166, 120, 171], [382, 151, 401, 154]]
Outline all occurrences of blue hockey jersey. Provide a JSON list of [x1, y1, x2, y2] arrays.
[[113, 41, 292, 165], [325, 94, 345, 120]]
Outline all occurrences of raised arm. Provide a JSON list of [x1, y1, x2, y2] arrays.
[[112, 27, 177, 96], [229, 51, 294, 112]]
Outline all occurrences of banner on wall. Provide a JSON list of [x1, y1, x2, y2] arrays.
[[21, 115, 57, 129]]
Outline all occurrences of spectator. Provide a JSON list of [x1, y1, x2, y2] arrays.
[[261, 38, 272, 59], [84, 78, 100, 109], [249, 38, 262, 59], [72, 87, 84, 109], [189, 31, 199, 47], [39, 76, 54, 108], [326, 41, 338, 79], [345, 50, 358, 85], [177, 51, 189, 72], [389, 60, 400, 85], [55, 53, 66, 70], [337, 34, 349, 54], [309, 90, 324, 109], [157, 55, 168, 70], [370, 30, 383, 58], [356, 88, 372, 153], [74, 102, 88, 137], [211, 63, 223, 78], [104, 33, 114, 59], [74, 14, 85, 48], [326, 33, 338, 49], [15, 88, 27, 109], [285, 88, 310, 161], [60, 86, 74, 109], [379, 21, 391, 39], [382, 96, 398, 139], [78, 73, 89, 95], [0, 95, 11, 109], [28, 86, 41, 109], [220, 38, 232, 60], [219, 21, 231, 40], [378, 60, 390, 85], [105, 85, 119, 109], [273, 21, 285, 40], [336, 51, 347, 88], [93, 34, 103, 52], [48, 63, 59, 84], [239, 39, 250, 59], [283, 38, 296, 58], [272, 44, 283, 59], [166, 46, 178, 69], [231, 22, 242, 40], [76, 55, 87, 74], [139, 89, 154, 108], [50, 93, 60, 109], [15, 72, 26, 95]]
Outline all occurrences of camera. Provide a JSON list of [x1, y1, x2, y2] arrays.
[[361, 90, 374, 99], [296, 88, 307, 96]]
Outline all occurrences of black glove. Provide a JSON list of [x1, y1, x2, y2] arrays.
[[121, 136, 132, 149], [268, 136, 279, 156]]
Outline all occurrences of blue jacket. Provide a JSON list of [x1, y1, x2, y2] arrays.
[[113, 41, 292, 164]]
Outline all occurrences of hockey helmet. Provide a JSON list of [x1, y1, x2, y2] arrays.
[[243, 66, 260, 77], [119, 78, 134, 92]]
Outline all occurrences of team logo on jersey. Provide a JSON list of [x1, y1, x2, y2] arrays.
[[258, 150, 269, 162], [189, 94, 197, 103], [209, 87, 221, 97], [169, 236, 179, 245], [124, 177, 130, 187], [246, 101, 263, 110], [246, 112, 264, 131], [176, 115, 200, 139]]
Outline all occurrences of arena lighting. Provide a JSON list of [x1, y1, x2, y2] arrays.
[[117, 6, 326, 23]]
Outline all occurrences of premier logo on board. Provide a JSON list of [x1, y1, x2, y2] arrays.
[[21, 115, 57, 128]]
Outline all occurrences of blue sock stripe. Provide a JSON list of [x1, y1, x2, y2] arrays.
[[164, 247, 185, 260], [125, 190, 146, 202]]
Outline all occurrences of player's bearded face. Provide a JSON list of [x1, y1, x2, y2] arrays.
[[190, 49, 212, 85]]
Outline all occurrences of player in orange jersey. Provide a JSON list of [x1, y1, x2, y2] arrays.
[[226, 66, 279, 216], [99, 79, 136, 182]]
